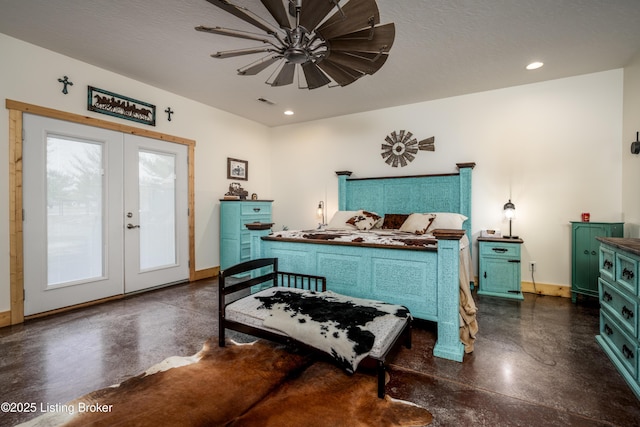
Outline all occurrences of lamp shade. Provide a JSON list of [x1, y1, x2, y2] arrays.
[[503, 199, 516, 219]]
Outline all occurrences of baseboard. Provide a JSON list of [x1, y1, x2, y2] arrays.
[[472, 277, 571, 298], [194, 266, 219, 281], [0, 311, 10, 328], [521, 281, 571, 298]]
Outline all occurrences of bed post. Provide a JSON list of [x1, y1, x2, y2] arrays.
[[335, 171, 352, 210], [456, 162, 475, 246], [432, 230, 465, 362]]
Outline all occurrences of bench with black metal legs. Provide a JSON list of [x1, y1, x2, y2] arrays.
[[218, 257, 412, 398]]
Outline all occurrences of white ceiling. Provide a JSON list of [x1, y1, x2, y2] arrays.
[[1, 0, 640, 127]]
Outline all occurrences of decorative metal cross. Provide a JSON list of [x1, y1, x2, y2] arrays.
[[57, 76, 73, 94], [164, 107, 174, 121]]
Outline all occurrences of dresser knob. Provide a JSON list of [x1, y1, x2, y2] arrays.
[[603, 291, 612, 302], [603, 260, 613, 270], [604, 324, 613, 335], [253, 207, 261, 212], [622, 268, 635, 280]]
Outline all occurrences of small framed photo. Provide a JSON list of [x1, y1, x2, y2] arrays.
[[227, 158, 248, 181]]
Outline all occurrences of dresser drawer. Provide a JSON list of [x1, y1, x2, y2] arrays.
[[600, 310, 638, 379], [241, 203, 272, 216], [616, 252, 639, 296], [600, 278, 638, 337], [599, 246, 616, 282], [479, 242, 520, 258], [241, 215, 271, 226]]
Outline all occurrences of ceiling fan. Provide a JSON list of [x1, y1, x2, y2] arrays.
[[196, 0, 395, 89]]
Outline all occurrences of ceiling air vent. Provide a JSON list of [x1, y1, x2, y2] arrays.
[[257, 97, 275, 105]]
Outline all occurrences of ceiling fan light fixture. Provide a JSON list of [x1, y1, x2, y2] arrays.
[[198, 0, 394, 89]]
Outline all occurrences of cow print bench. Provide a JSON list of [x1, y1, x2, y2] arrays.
[[219, 258, 412, 398]]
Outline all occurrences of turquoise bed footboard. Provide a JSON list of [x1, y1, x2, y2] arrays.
[[251, 232, 466, 362]]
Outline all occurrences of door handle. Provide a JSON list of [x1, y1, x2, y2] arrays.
[[127, 223, 140, 229]]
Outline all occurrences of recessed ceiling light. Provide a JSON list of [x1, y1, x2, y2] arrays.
[[284, 110, 294, 116], [526, 61, 544, 70]]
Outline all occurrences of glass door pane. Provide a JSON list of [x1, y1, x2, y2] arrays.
[[47, 136, 104, 286], [138, 150, 177, 270]]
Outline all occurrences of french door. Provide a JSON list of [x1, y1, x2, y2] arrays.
[[22, 115, 189, 315]]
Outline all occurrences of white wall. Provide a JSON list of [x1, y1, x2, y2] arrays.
[[0, 34, 272, 312], [270, 70, 624, 288], [622, 50, 640, 237]]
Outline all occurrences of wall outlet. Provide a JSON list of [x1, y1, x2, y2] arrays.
[[529, 261, 536, 271]]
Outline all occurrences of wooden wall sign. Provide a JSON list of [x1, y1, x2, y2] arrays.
[[88, 86, 156, 126]]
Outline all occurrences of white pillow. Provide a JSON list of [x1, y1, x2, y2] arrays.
[[427, 212, 468, 230], [326, 210, 360, 230], [399, 213, 436, 234]]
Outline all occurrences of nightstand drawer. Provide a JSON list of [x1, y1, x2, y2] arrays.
[[600, 278, 638, 337], [480, 242, 520, 258]]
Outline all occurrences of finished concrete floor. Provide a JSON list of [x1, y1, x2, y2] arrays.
[[1, 279, 639, 426]]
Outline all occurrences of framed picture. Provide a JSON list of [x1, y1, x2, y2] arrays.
[[227, 158, 248, 181], [87, 86, 156, 126]]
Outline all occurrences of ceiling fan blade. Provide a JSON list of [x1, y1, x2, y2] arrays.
[[238, 55, 282, 75], [212, 46, 274, 58], [323, 50, 388, 74], [260, 0, 291, 29], [316, 0, 379, 40], [271, 62, 296, 86], [301, 61, 331, 89], [317, 59, 363, 86], [195, 26, 274, 44], [299, 0, 340, 31], [327, 23, 395, 53], [205, 0, 278, 34]]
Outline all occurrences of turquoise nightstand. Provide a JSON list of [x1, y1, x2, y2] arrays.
[[478, 237, 524, 300]]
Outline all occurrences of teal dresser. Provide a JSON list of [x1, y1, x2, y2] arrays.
[[219, 200, 273, 270], [478, 237, 524, 300], [596, 237, 640, 400], [571, 222, 623, 303]]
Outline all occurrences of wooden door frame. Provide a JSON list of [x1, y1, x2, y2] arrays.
[[6, 99, 197, 325]]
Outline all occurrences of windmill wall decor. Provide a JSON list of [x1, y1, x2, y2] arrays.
[[381, 130, 435, 167], [196, 0, 395, 89]]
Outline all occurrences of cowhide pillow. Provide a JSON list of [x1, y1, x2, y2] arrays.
[[381, 213, 410, 229], [399, 213, 437, 235], [347, 211, 382, 230]]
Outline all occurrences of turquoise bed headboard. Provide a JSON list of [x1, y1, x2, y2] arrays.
[[336, 163, 475, 240]]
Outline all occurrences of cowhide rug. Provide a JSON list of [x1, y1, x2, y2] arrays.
[[18, 340, 432, 427]]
